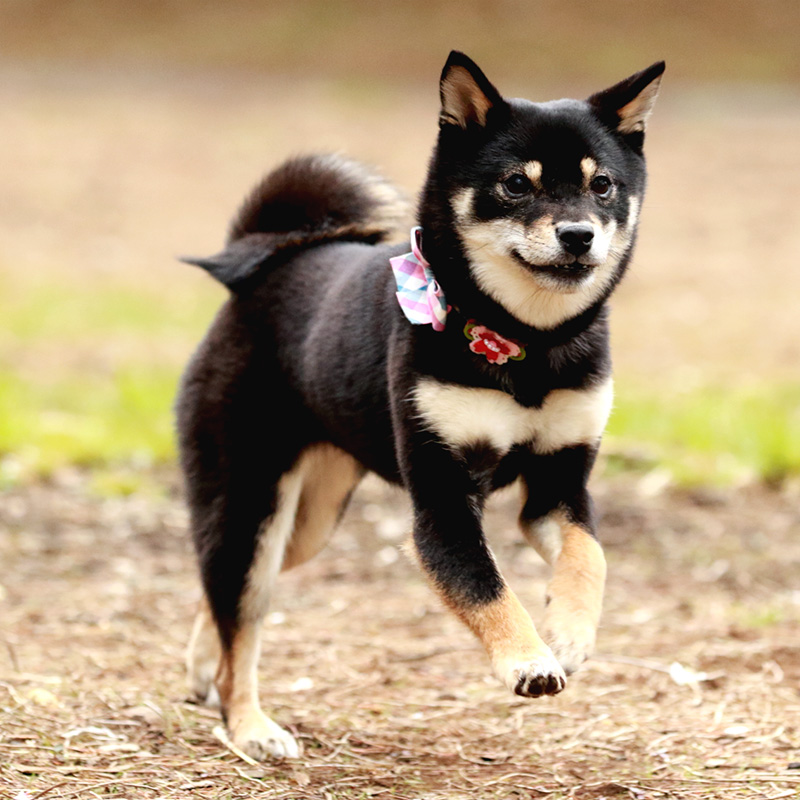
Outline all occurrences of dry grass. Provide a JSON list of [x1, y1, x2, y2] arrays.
[[1, 475, 799, 798]]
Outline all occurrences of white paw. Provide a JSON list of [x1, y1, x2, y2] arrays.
[[188, 670, 221, 708], [203, 683, 221, 709], [544, 619, 597, 676], [231, 712, 300, 760], [495, 649, 567, 697]]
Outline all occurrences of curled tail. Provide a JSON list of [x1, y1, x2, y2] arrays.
[[182, 154, 408, 288]]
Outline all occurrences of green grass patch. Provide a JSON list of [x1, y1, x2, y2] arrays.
[[607, 380, 800, 486], [1, 274, 799, 489], [0, 272, 219, 344], [1, 368, 799, 490], [0, 367, 179, 482]]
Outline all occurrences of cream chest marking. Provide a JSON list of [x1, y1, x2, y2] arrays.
[[414, 377, 613, 455]]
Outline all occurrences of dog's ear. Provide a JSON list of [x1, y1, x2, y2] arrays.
[[439, 51, 508, 130], [180, 233, 276, 289], [588, 61, 665, 151]]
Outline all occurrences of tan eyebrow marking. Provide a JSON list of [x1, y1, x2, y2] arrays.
[[580, 157, 598, 189], [522, 160, 543, 188]]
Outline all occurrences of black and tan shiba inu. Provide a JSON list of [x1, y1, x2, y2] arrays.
[[177, 51, 664, 760]]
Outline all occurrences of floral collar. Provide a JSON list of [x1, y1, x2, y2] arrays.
[[390, 227, 527, 364], [463, 319, 526, 364]]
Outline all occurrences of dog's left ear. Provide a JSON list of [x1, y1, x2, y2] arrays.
[[588, 61, 665, 150], [439, 51, 508, 130]]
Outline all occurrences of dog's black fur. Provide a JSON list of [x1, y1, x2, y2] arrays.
[[177, 52, 663, 759]]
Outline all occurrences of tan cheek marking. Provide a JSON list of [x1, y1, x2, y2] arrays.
[[627, 196, 640, 228], [581, 157, 598, 189], [451, 187, 475, 222], [523, 160, 543, 188], [526, 213, 554, 239]]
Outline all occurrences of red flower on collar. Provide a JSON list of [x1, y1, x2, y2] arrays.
[[464, 320, 526, 365]]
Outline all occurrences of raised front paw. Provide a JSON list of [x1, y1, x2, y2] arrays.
[[496, 650, 567, 698]]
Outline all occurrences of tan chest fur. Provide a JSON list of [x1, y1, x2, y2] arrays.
[[414, 377, 613, 456]]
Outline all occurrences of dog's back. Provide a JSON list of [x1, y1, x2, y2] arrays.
[[178, 154, 411, 483]]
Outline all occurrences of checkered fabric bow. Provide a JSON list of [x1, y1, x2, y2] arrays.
[[389, 227, 449, 331]]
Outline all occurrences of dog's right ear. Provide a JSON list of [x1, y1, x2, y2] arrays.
[[439, 51, 508, 130], [588, 61, 665, 151], [180, 233, 276, 289]]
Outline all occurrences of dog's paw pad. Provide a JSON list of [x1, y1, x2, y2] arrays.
[[514, 667, 566, 697], [232, 714, 300, 760], [500, 652, 566, 698]]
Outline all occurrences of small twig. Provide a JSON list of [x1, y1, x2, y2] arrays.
[[212, 725, 260, 766], [2, 636, 20, 672], [387, 645, 475, 663], [592, 653, 673, 673]]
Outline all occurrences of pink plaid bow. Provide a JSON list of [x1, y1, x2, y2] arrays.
[[389, 227, 449, 331]]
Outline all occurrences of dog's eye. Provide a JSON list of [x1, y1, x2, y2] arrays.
[[502, 173, 533, 197], [590, 175, 613, 197]]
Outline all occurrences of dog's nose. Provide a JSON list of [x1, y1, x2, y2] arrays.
[[557, 223, 594, 257]]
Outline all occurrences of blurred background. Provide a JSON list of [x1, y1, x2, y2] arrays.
[[2, 0, 800, 492]]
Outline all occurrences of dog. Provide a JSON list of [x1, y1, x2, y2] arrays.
[[177, 51, 664, 760]]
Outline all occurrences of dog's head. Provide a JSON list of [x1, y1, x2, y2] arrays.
[[421, 51, 664, 330]]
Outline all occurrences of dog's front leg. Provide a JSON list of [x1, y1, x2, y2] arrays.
[[400, 436, 565, 697], [518, 447, 607, 676]]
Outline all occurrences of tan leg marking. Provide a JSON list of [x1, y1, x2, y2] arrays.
[[209, 444, 360, 759], [212, 456, 320, 761], [186, 595, 222, 706], [524, 509, 607, 675], [407, 535, 566, 698], [459, 587, 566, 697], [281, 445, 363, 571], [216, 623, 299, 760]]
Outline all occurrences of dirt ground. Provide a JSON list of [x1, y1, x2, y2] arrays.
[[1, 58, 800, 800], [1, 473, 799, 799]]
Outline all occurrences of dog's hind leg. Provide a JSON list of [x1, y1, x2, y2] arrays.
[[211, 466, 304, 760], [186, 594, 222, 707], [518, 446, 607, 676], [281, 444, 364, 572], [183, 436, 306, 759], [207, 445, 361, 760]]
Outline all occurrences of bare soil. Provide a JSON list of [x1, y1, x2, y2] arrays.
[[1, 58, 800, 800], [1, 475, 799, 799]]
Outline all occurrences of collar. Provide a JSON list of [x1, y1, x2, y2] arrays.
[[390, 227, 527, 363]]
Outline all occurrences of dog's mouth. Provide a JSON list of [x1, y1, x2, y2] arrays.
[[511, 251, 595, 284]]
